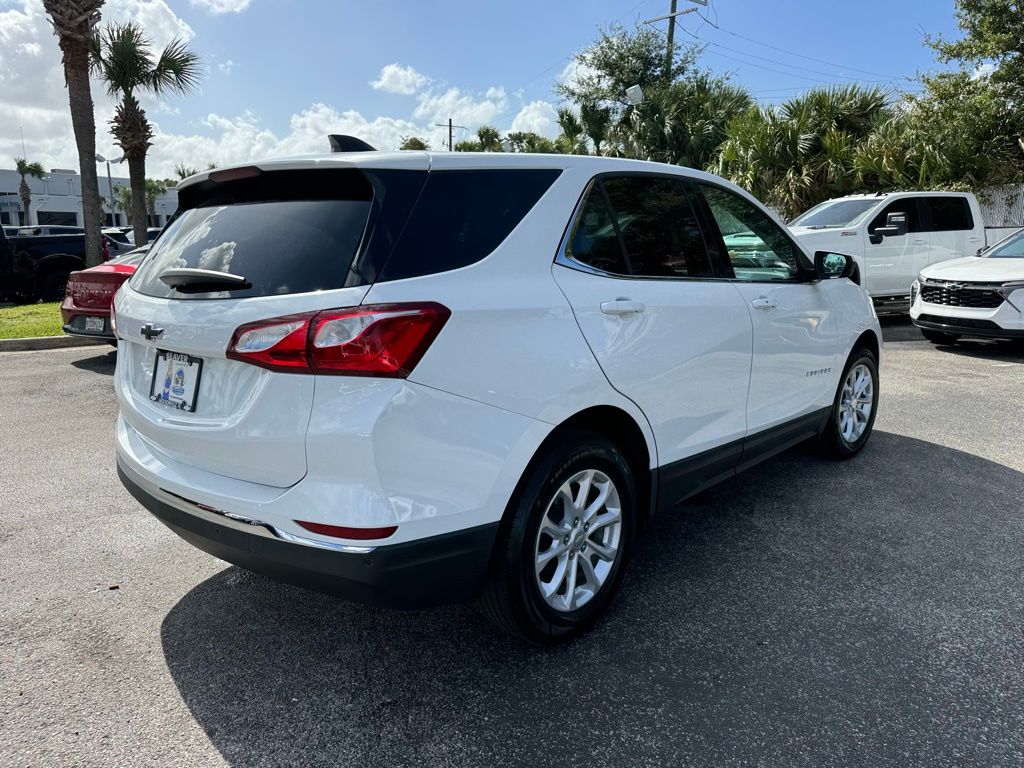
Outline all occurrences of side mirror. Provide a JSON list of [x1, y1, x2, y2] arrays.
[[814, 251, 856, 281], [873, 212, 908, 239]]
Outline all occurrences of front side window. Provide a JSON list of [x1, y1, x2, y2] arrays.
[[869, 199, 922, 234], [698, 184, 801, 281], [923, 197, 973, 232]]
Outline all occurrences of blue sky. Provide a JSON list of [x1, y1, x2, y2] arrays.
[[0, 0, 963, 175]]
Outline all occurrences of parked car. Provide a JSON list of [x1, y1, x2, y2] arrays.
[[790, 192, 986, 311], [61, 246, 150, 341], [114, 148, 881, 643], [16, 224, 85, 236], [0, 226, 123, 302], [126, 227, 163, 246], [911, 228, 1024, 343]]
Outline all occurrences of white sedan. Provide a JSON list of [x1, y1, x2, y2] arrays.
[[911, 229, 1024, 343]]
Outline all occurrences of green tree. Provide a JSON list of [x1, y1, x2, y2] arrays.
[[42, 0, 105, 266], [506, 132, 559, 153], [399, 136, 429, 150], [92, 22, 200, 247], [928, 0, 1024, 103], [476, 125, 503, 151], [144, 178, 167, 222], [712, 85, 891, 218], [113, 184, 132, 224], [554, 108, 587, 154], [174, 162, 199, 179], [14, 158, 46, 226], [579, 102, 612, 156], [618, 74, 751, 168]]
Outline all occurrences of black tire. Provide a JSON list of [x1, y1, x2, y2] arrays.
[[921, 329, 959, 345], [481, 430, 636, 645], [818, 348, 879, 459], [38, 269, 70, 302]]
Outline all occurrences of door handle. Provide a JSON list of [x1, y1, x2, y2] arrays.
[[968, 237, 982, 242], [600, 299, 645, 316], [912, 239, 927, 245], [751, 297, 777, 310]]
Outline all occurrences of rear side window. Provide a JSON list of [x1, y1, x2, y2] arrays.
[[602, 177, 713, 278], [566, 187, 631, 274], [869, 199, 922, 233], [379, 169, 560, 282], [923, 197, 973, 232], [131, 169, 375, 300]]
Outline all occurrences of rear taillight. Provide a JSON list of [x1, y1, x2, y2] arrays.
[[226, 303, 450, 377]]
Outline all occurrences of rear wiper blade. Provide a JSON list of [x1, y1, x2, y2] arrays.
[[159, 268, 251, 293]]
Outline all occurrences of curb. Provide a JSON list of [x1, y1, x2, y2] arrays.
[[0, 335, 110, 352]]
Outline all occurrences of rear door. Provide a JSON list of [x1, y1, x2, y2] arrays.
[[920, 196, 978, 264], [553, 174, 753, 486], [691, 182, 840, 440], [865, 197, 927, 295], [114, 165, 425, 488]]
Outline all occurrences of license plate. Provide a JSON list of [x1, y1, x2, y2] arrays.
[[149, 350, 203, 412], [85, 316, 105, 333]]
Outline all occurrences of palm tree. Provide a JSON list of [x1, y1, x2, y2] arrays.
[[555, 108, 587, 155], [14, 158, 46, 226], [42, 0, 105, 266], [580, 103, 612, 156], [144, 178, 167, 223], [91, 22, 200, 247], [476, 125, 503, 152], [113, 185, 132, 223], [174, 162, 199, 179]]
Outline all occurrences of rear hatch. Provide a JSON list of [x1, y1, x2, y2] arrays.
[[114, 163, 427, 488]]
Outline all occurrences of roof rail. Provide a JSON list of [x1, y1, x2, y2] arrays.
[[328, 135, 377, 153]]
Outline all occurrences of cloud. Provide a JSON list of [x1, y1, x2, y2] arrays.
[[189, 0, 252, 13], [413, 85, 508, 126], [371, 63, 431, 95], [510, 100, 559, 137], [972, 62, 997, 80], [216, 58, 234, 75]]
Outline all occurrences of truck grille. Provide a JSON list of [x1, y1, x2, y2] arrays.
[[919, 281, 1004, 309]]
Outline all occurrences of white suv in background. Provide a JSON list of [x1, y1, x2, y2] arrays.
[[911, 228, 1024, 343], [114, 146, 881, 643]]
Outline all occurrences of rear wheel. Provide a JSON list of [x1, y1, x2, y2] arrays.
[[38, 269, 70, 302], [921, 329, 959, 345], [818, 349, 878, 459], [481, 431, 636, 644]]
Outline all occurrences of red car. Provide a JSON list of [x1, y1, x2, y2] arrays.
[[61, 247, 149, 341]]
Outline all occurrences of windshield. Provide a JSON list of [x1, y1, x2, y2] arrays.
[[984, 230, 1024, 258], [791, 199, 878, 229]]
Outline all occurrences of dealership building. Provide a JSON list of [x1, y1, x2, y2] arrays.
[[0, 167, 178, 228]]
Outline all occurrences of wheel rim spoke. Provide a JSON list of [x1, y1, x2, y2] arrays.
[[534, 468, 622, 613], [838, 363, 874, 443]]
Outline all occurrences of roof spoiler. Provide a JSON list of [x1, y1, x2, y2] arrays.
[[328, 135, 377, 153]]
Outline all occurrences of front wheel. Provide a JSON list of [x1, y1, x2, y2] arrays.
[[818, 350, 878, 459], [481, 431, 636, 644]]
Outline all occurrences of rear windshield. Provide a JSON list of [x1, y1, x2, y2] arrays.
[[130, 171, 372, 300]]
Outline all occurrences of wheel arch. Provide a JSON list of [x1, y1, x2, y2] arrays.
[[852, 328, 880, 361]]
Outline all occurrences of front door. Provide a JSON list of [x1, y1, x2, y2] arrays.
[[691, 182, 841, 440], [866, 197, 927, 296]]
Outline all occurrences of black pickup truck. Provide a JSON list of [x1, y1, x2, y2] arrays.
[[0, 226, 93, 302]]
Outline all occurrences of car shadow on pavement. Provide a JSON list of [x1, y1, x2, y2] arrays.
[[160, 432, 1024, 768], [70, 348, 116, 375], [927, 338, 1024, 364]]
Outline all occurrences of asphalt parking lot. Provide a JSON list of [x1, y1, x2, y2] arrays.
[[2, 321, 1023, 768]]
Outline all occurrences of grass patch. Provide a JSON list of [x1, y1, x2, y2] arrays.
[[0, 302, 64, 339]]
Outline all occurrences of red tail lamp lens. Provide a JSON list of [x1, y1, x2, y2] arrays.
[[294, 520, 398, 540]]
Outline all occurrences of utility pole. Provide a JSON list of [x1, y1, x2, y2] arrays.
[[665, 0, 677, 82], [434, 118, 467, 151], [644, 0, 706, 82]]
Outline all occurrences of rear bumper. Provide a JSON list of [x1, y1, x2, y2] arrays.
[[62, 314, 115, 340], [118, 458, 499, 609]]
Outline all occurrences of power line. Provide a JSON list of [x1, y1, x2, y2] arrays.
[[694, 11, 904, 80]]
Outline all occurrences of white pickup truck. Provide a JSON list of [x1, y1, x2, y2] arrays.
[[789, 192, 986, 310]]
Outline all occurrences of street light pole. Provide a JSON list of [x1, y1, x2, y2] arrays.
[[95, 154, 123, 226]]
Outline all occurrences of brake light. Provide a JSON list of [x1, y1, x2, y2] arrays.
[[294, 520, 398, 540], [226, 303, 450, 377]]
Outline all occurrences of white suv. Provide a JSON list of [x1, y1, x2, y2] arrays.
[[114, 147, 882, 643]]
